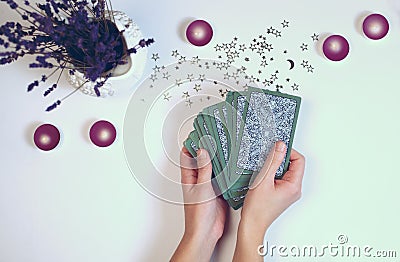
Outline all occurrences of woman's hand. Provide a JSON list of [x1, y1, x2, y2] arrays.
[[233, 141, 305, 261], [171, 148, 228, 262]]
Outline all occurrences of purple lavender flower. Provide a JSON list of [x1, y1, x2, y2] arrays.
[[0, 0, 155, 112]]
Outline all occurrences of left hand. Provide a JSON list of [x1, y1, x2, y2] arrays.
[[171, 148, 228, 262]]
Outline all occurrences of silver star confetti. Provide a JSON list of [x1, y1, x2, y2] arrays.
[[311, 33, 319, 41], [151, 53, 160, 61], [194, 84, 202, 92]]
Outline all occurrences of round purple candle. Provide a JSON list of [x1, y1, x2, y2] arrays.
[[33, 124, 61, 151], [89, 120, 116, 147], [186, 20, 213, 47], [323, 35, 350, 62], [363, 13, 389, 40]]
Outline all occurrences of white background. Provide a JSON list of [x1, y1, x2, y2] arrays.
[[1, 0, 400, 261]]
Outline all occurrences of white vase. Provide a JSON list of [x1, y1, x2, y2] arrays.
[[66, 11, 147, 97]]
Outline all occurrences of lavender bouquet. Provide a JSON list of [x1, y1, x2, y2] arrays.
[[0, 0, 154, 111]]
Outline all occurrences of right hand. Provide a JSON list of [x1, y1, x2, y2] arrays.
[[240, 141, 305, 232]]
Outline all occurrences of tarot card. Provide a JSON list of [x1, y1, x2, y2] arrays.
[[204, 103, 250, 197], [236, 90, 277, 175], [237, 87, 301, 178], [202, 103, 249, 198], [202, 104, 230, 168], [202, 104, 238, 196], [230, 91, 254, 177], [184, 136, 197, 157], [224, 91, 235, 147], [254, 87, 301, 178], [226, 198, 244, 210], [189, 130, 200, 153], [194, 114, 230, 199]]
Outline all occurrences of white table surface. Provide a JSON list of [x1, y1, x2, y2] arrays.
[[1, 0, 400, 261]]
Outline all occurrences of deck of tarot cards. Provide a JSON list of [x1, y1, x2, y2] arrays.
[[184, 87, 301, 209]]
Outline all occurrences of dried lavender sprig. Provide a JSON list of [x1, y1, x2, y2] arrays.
[[0, 0, 155, 112]]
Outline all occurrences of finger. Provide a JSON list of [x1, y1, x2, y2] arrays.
[[282, 149, 305, 185], [264, 141, 287, 181], [180, 147, 198, 185], [196, 149, 213, 184], [249, 141, 286, 189]]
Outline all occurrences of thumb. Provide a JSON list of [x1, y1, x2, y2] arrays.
[[196, 149, 213, 184], [249, 141, 287, 189]]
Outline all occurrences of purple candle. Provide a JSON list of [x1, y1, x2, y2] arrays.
[[363, 13, 389, 40], [323, 35, 350, 62], [89, 120, 116, 147], [186, 20, 213, 47], [33, 124, 61, 151]]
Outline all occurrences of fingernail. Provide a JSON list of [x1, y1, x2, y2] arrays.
[[276, 142, 286, 152]]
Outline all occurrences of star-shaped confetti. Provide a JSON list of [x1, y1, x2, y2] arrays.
[[249, 43, 258, 51], [187, 74, 195, 82], [163, 72, 171, 80], [178, 56, 186, 64], [311, 33, 319, 41], [270, 73, 278, 82], [265, 43, 273, 52], [198, 74, 205, 82], [274, 30, 282, 38], [224, 72, 230, 80], [262, 79, 272, 87], [266, 26, 276, 35], [194, 84, 202, 92], [176, 79, 183, 86], [301, 60, 309, 68], [185, 99, 193, 108], [231, 71, 239, 80], [182, 91, 190, 99], [171, 50, 179, 58], [300, 43, 308, 51], [152, 65, 161, 73], [191, 56, 200, 64], [142, 20, 321, 107], [239, 44, 247, 52], [214, 44, 222, 51], [150, 74, 157, 82], [248, 75, 256, 83], [228, 40, 237, 49], [163, 92, 171, 101], [257, 48, 264, 56], [151, 53, 160, 61]]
